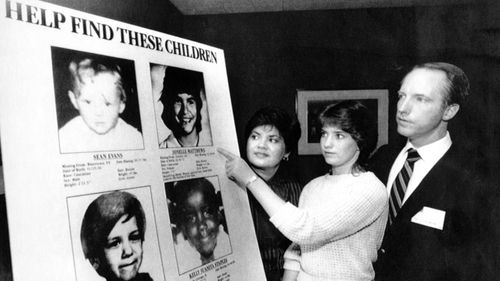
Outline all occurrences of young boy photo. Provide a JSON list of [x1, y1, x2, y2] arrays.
[[67, 187, 165, 281], [80, 191, 151, 281], [52, 47, 143, 153], [165, 177, 231, 274]]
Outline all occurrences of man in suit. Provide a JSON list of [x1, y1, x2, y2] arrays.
[[370, 62, 493, 281]]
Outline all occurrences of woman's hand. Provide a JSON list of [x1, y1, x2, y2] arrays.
[[217, 147, 256, 187], [218, 147, 286, 216]]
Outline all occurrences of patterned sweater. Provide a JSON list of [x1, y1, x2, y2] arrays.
[[248, 164, 302, 280], [270, 172, 388, 281]]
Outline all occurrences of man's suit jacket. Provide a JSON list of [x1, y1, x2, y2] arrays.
[[369, 144, 492, 281]]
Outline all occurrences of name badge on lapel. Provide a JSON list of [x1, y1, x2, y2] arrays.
[[411, 206, 446, 230]]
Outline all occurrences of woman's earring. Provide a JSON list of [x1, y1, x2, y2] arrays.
[[282, 155, 289, 161]]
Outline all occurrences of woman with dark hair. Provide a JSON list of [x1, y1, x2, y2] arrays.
[[159, 66, 206, 148], [219, 101, 388, 281], [80, 191, 152, 281], [243, 106, 303, 281]]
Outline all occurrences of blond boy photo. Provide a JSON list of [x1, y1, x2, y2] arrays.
[[53, 47, 143, 153]]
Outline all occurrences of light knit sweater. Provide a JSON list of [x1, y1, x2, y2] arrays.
[[270, 172, 388, 281]]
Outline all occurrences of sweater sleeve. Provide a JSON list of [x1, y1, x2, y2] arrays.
[[283, 242, 301, 271], [270, 174, 388, 246]]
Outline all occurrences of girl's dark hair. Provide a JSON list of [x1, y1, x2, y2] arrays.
[[80, 191, 146, 275], [160, 66, 204, 136], [318, 100, 378, 170], [244, 106, 301, 153], [168, 177, 226, 234], [171, 177, 219, 212]]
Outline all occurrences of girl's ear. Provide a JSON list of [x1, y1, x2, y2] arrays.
[[89, 257, 100, 271], [217, 209, 224, 222], [119, 100, 126, 114], [68, 90, 79, 110], [218, 209, 229, 234]]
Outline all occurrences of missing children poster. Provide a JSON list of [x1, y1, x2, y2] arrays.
[[0, 0, 266, 280]]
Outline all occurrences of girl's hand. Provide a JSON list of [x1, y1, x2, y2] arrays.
[[219, 147, 286, 217], [217, 147, 256, 187]]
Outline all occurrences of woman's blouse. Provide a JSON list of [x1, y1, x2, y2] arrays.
[[248, 164, 303, 281]]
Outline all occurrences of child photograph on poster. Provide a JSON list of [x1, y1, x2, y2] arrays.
[[165, 176, 231, 274], [150, 64, 213, 149], [67, 187, 165, 281], [52, 47, 144, 153]]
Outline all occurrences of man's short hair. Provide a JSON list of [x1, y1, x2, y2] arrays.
[[412, 62, 470, 106]]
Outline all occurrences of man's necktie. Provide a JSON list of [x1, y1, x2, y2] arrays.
[[388, 148, 421, 224]]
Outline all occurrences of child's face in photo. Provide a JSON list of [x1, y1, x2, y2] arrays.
[[181, 189, 220, 259], [103, 215, 143, 281], [173, 93, 198, 135], [69, 72, 125, 135]]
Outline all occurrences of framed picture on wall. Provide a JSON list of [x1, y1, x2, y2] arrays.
[[296, 89, 389, 155]]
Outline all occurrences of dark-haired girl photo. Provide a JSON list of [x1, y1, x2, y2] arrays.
[[154, 65, 213, 148], [165, 177, 231, 274]]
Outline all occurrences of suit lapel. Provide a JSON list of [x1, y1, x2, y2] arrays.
[[395, 148, 454, 223]]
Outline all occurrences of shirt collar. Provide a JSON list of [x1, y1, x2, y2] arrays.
[[404, 131, 452, 163]]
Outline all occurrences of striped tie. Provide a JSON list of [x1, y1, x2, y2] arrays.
[[388, 148, 421, 224]]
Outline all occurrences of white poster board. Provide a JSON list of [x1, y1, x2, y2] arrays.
[[0, 0, 265, 280]]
